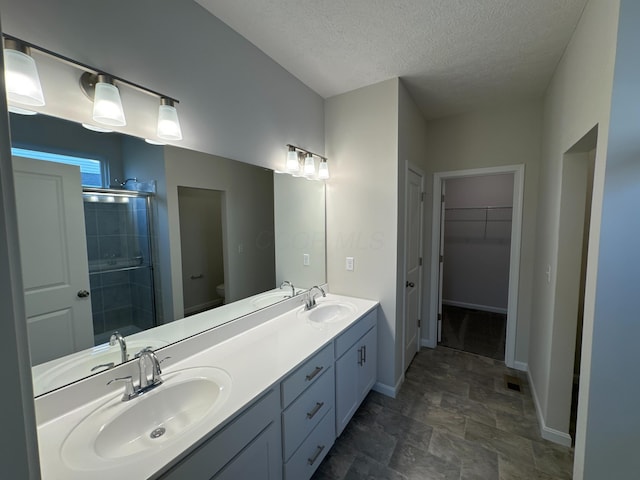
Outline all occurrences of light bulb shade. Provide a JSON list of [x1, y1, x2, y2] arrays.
[[304, 154, 315, 176], [286, 149, 300, 172], [92, 80, 126, 126], [318, 160, 329, 179], [3, 48, 45, 106], [157, 101, 183, 141]]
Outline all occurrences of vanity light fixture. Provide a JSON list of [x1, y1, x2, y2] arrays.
[[157, 97, 183, 141], [3, 38, 45, 107], [285, 144, 329, 180], [2, 34, 183, 140]]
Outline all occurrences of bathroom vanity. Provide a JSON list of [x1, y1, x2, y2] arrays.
[[35, 292, 378, 480]]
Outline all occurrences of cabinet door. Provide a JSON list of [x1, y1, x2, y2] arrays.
[[213, 423, 281, 480], [335, 342, 359, 436], [358, 326, 377, 400]]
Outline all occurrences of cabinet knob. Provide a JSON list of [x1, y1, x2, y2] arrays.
[[405, 281, 415, 288]]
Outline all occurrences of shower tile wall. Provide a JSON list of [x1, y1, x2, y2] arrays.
[[84, 198, 155, 343]]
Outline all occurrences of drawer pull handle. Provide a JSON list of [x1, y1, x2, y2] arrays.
[[357, 347, 363, 366], [306, 401, 325, 419], [305, 366, 323, 381], [307, 444, 325, 466]]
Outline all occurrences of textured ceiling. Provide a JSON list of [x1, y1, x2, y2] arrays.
[[195, 0, 588, 119]]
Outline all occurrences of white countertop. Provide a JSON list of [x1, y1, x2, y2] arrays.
[[36, 293, 378, 480]]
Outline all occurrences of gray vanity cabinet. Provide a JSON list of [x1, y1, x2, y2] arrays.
[[158, 389, 282, 480], [157, 306, 378, 480], [335, 309, 378, 436]]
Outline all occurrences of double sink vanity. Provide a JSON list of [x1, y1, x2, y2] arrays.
[[35, 290, 379, 479]]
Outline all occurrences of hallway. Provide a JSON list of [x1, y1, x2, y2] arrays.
[[313, 347, 573, 479]]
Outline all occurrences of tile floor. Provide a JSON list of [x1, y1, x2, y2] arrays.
[[312, 347, 574, 480]]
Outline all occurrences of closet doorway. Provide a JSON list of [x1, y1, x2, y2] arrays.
[[429, 165, 524, 368]]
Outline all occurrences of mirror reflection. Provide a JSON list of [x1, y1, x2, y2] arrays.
[[9, 112, 326, 396]]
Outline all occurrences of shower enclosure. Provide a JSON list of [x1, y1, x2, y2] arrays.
[[82, 188, 157, 345]]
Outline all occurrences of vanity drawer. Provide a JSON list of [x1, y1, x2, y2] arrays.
[[335, 308, 377, 358], [282, 366, 334, 460], [284, 407, 334, 480], [281, 343, 333, 407]]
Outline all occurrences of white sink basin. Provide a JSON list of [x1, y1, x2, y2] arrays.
[[32, 339, 169, 396], [61, 366, 232, 469], [299, 301, 357, 324]]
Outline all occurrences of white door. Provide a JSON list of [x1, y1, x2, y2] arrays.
[[13, 156, 93, 365], [437, 181, 446, 343], [404, 166, 423, 371]]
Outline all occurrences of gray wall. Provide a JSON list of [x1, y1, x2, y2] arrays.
[[325, 79, 400, 393], [582, 0, 640, 476]]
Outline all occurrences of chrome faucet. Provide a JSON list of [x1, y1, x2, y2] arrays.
[[280, 280, 295, 298], [107, 347, 165, 401], [137, 347, 164, 390], [109, 331, 128, 363], [304, 285, 326, 310]]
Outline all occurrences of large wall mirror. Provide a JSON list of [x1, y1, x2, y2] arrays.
[[9, 112, 326, 396]]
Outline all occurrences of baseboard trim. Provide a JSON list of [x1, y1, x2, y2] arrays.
[[442, 300, 508, 315], [514, 361, 528, 372], [527, 369, 573, 447], [373, 376, 403, 399]]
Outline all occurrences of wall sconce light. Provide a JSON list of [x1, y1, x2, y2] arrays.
[[3, 38, 45, 107], [3, 34, 182, 140], [157, 97, 182, 141], [285, 144, 329, 180]]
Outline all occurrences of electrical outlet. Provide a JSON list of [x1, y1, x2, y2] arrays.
[[303, 253, 310, 266], [346, 257, 354, 271]]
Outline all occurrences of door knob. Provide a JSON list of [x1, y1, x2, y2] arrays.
[[406, 281, 415, 288], [77, 290, 90, 298]]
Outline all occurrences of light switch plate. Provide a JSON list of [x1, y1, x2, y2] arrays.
[[303, 253, 310, 266], [346, 257, 354, 271]]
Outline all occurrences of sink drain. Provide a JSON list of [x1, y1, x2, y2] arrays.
[[150, 427, 166, 439]]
